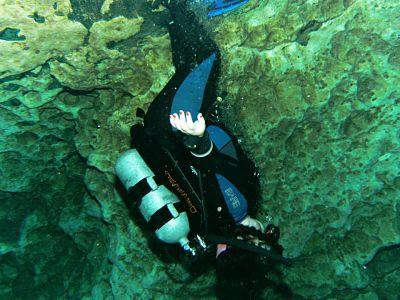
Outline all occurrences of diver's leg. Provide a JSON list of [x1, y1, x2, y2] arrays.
[[167, 1, 220, 70], [143, 1, 220, 138]]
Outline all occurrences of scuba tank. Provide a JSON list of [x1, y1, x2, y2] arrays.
[[115, 149, 198, 255], [116, 125, 291, 267]]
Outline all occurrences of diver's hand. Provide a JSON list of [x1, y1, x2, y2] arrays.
[[169, 110, 205, 137], [240, 216, 265, 233]]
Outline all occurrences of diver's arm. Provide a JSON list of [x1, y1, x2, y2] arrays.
[[169, 110, 213, 157], [181, 131, 213, 157]]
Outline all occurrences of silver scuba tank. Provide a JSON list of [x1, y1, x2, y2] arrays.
[[115, 149, 193, 251]]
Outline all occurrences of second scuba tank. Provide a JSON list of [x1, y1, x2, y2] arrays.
[[115, 149, 194, 252]]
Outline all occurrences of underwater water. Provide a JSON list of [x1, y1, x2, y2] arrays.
[[0, 0, 400, 299]]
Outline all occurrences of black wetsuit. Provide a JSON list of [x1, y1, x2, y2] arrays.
[[128, 3, 289, 298], [132, 2, 260, 237]]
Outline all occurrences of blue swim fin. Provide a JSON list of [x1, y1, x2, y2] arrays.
[[207, 125, 238, 160], [215, 173, 248, 222], [208, 0, 249, 17], [170, 53, 217, 119]]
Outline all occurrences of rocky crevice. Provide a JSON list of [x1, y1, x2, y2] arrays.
[[1, 0, 399, 298]]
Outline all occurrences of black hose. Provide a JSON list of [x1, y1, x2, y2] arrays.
[[205, 234, 293, 266]]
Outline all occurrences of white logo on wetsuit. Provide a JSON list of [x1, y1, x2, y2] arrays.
[[224, 187, 241, 208]]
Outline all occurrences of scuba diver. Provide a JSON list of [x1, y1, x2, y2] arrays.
[[115, 0, 291, 297]]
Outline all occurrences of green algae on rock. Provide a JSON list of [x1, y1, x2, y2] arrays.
[[0, 0, 87, 79], [205, 0, 400, 298], [0, 0, 178, 298], [1, 0, 399, 298], [49, 15, 174, 105], [101, 0, 114, 14]]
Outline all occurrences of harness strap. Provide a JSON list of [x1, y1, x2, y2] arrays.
[[128, 176, 163, 206], [148, 202, 186, 231]]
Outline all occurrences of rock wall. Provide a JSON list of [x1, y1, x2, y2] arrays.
[[203, 0, 400, 298], [1, 0, 399, 298], [0, 0, 215, 298]]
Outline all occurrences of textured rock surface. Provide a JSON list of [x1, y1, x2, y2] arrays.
[[0, 0, 203, 299], [0, 75, 111, 298], [202, 0, 400, 298], [1, 0, 399, 298], [0, 1, 87, 78]]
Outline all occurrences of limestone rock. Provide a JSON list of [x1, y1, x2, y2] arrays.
[[4, 0, 398, 297], [205, 0, 400, 297], [0, 65, 63, 108], [49, 16, 174, 105], [0, 0, 177, 298], [0, 0, 87, 79], [0, 95, 111, 298], [101, 0, 114, 15]]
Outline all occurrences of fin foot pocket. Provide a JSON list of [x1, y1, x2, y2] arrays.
[[207, 125, 238, 160]]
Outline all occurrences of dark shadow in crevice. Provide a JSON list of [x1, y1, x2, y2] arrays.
[[0, 28, 26, 41], [28, 12, 46, 23], [296, 20, 323, 46]]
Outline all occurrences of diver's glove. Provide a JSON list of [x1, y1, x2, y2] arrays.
[[170, 110, 213, 157], [239, 216, 265, 233], [236, 217, 281, 246]]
